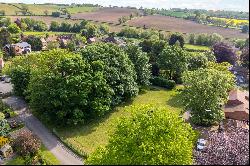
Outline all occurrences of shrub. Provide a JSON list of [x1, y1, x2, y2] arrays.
[[86, 105, 197, 165], [150, 76, 176, 89], [0, 112, 10, 136], [13, 130, 41, 157]]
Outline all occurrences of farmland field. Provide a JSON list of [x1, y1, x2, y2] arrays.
[[0, 3, 98, 15], [8, 16, 81, 25], [71, 7, 139, 24], [127, 15, 249, 39]]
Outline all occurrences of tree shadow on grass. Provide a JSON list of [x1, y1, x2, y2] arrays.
[[166, 91, 184, 109]]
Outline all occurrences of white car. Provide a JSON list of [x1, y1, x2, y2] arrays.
[[197, 139, 207, 151]]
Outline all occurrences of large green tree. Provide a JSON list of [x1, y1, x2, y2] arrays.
[[80, 43, 139, 105], [182, 62, 235, 126], [86, 105, 197, 165], [157, 45, 189, 82], [124, 44, 151, 86], [27, 49, 113, 125]]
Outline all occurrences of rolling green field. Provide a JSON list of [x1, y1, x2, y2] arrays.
[[0, 3, 98, 15], [53, 86, 184, 156]]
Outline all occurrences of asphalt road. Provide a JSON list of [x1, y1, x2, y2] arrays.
[[3, 96, 83, 165]]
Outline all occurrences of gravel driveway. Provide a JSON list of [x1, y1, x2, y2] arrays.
[[3, 96, 83, 165]]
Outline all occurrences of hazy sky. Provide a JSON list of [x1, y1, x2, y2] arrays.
[[1, 0, 249, 12]]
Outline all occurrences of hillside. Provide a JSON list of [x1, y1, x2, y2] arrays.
[[0, 3, 99, 15]]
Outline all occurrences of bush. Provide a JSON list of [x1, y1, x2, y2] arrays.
[[150, 76, 176, 89], [13, 130, 41, 157], [0, 112, 10, 136], [51, 12, 60, 17], [86, 105, 197, 165]]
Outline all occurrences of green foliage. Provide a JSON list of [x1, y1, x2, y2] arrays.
[[118, 27, 141, 38], [7, 23, 21, 34], [168, 33, 185, 48], [188, 51, 216, 70], [182, 63, 235, 126], [124, 44, 151, 86], [25, 36, 43, 51], [0, 28, 11, 47], [242, 25, 249, 33], [80, 43, 139, 105], [81, 23, 98, 38], [194, 33, 223, 46], [150, 77, 176, 89], [140, 39, 167, 76], [99, 24, 110, 35], [86, 105, 196, 165], [157, 45, 189, 82], [0, 112, 11, 136], [3, 54, 37, 97], [27, 49, 113, 125]]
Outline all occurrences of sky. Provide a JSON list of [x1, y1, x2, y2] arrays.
[[1, 0, 249, 12]]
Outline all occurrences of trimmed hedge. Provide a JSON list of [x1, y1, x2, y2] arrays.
[[150, 77, 176, 90]]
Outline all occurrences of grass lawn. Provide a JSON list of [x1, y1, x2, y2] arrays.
[[54, 86, 184, 156], [184, 44, 210, 51], [5, 144, 60, 165]]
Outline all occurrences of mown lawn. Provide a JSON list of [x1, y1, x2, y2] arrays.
[[5, 144, 60, 165], [54, 86, 184, 156], [184, 44, 210, 51]]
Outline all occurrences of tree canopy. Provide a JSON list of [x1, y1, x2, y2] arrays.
[[86, 105, 197, 165]]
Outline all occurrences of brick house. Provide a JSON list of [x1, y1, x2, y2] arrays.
[[223, 89, 249, 121]]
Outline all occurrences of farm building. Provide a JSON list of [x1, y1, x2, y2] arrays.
[[223, 89, 249, 121]]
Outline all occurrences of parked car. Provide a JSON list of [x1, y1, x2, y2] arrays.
[[197, 139, 207, 151]]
